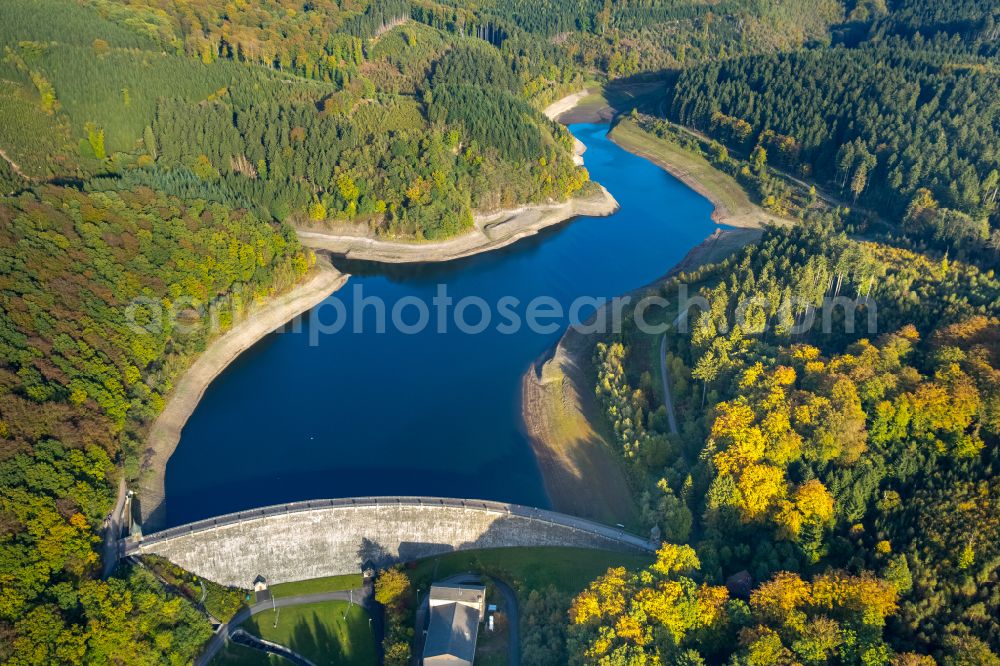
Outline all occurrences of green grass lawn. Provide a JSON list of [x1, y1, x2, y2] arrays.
[[269, 574, 364, 599], [211, 600, 375, 666], [409, 547, 653, 599]]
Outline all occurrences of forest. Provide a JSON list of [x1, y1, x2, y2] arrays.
[[0, 0, 592, 661], [1, 0, 586, 238], [666, 44, 999, 255], [580, 216, 999, 663]]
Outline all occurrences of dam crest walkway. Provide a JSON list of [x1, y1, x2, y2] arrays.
[[125, 496, 655, 587]]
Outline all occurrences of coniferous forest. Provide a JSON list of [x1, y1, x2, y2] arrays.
[[0, 0, 998, 664]]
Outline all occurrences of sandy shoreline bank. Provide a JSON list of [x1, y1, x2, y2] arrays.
[[135, 89, 610, 525], [521, 320, 638, 525], [544, 89, 596, 163], [607, 121, 789, 230], [135, 87, 766, 529], [545, 88, 616, 126], [543, 89, 593, 121], [613, 139, 766, 229], [138, 259, 349, 528], [522, 91, 778, 521]]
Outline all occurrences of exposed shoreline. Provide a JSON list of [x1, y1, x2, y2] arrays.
[[543, 89, 603, 162], [545, 88, 616, 126], [135, 89, 611, 526], [295, 90, 619, 263], [137, 87, 767, 529], [297, 184, 619, 263], [542, 89, 593, 121], [607, 120, 789, 230], [138, 259, 349, 528], [520, 317, 638, 526]]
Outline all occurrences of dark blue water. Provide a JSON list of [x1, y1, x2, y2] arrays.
[[163, 123, 717, 526]]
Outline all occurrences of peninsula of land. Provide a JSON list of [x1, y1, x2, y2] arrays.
[[297, 183, 618, 263], [294, 91, 620, 263]]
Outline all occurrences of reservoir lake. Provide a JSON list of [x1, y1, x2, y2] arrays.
[[164, 123, 718, 526]]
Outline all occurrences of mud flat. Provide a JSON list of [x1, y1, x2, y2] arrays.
[[521, 322, 638, 526]]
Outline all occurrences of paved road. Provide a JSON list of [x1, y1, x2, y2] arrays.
[[658, 335, 679, 435], [101, 478, 128, 578], [195, 587, 372, 666], [659, 321, 704, 542], [492, 578, 521, 666]]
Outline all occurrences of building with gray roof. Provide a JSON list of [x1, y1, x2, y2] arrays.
[[423, 582, 486, 665]]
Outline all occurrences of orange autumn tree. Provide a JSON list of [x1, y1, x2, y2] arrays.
[[774, 479, 836, 560], [704, 364, 837, 551], [589, 221, 1000, 662]]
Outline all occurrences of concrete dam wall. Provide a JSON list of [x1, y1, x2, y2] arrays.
[[126, 497, 654, 587]]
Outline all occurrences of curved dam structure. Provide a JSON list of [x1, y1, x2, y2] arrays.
[[125, 497, 655, 587]]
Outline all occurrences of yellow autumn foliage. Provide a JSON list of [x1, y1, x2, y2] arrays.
[[736, 463, 786, 521], [652, 543, 700, 577]]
